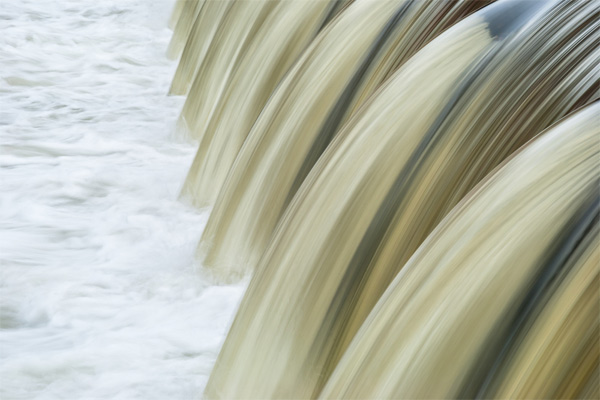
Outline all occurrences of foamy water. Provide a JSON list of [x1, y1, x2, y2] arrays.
[[0, 1, 245, 398]]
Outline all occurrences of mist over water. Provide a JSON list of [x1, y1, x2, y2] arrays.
[[0, 1, 245, 398]]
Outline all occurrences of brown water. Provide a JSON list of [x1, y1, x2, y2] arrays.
[[199, 0, 492, 279], [165, 0, 600, 398]]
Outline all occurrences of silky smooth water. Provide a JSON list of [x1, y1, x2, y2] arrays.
[[0, 1, 244, 398]]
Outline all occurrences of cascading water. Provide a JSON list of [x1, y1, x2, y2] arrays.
[[204, 10, 497, 397], [180, 0, 337, 208], [167, 0, 203, 60], [200, 1, 599, 398], [177, 0, 279, 136], [163, 0, 600, 398], [198, 0, 493, 279], [169, 0, 232, 96], [5, 0, 598, 398], [318, 102, 599, 399]]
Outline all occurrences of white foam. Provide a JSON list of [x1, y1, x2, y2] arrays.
[[0, 1, 245, 398]]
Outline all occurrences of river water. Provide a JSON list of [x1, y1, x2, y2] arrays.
[[0, 1, 245, 398]]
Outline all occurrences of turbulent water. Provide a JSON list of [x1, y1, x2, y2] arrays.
[[0, 1, 245, 398]]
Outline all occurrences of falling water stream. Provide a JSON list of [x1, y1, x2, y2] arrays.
[[3, 0, 599, 399], [0, 1, 245, 399]]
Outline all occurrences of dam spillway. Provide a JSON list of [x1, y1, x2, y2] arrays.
[[171, 0, 599, 398], [1, 0, 598, 398]]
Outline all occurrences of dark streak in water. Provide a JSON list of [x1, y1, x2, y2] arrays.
[[308, 1, 561, 383], [286, 0, 414, 211], [466, 189, 600, 398]]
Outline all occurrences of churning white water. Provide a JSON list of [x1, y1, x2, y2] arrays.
[[0, 1, 245, 398]]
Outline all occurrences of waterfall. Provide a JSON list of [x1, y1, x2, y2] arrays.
[[180, 0, 337, 207], [166, 0, 600, 398], [169, 0, 232, 96], [199, 0, 493, 279], [167, 0, 203, 60], [178, 0, 278, 135], [319, 103, 599, 398]]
